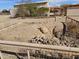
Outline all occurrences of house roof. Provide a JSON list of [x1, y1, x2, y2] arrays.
[[62, 4, 79, 8], [15, 2, 48, 7], [50, 7, 63, 9]]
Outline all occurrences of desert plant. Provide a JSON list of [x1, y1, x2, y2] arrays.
[[37, 7, 49, 16], [25, 6, 38, 16]]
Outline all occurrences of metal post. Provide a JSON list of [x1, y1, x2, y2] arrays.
[[47, 3, 50, 17], [27, 50, 30, 59], [55, 15, 56, 21], [65, 7, 67, 22]]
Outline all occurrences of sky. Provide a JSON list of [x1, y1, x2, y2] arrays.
[[0, 0, 79, 10]]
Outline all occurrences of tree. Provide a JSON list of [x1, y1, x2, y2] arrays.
[[2, 9, 10, 15]]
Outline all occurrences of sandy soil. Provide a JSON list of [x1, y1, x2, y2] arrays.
[[0, 15, 59, 42], [0, 15, 79, 42], [0, 15, 67, 42]]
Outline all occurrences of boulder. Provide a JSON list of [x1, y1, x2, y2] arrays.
[[38, 26, 49, 34], [10, 8, 18, 18]]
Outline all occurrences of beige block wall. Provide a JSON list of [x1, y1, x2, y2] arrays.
[[67, 8, 79, 16]]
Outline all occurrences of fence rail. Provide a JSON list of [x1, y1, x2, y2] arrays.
[[66, 16, 79, 23], [0, 40, 79, 59]]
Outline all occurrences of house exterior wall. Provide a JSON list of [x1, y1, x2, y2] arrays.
[[14, 2, 50, 17], [49, 7, 63, 16], [67, 8, 79, 16]]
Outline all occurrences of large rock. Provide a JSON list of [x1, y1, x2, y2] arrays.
[[38, 26, 49, 34], [10, 8, 18, 18], [53, 21, 64, 39]]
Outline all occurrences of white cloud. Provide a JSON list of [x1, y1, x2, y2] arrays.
[[47, 0, 79, 6], [75, 0, 79, 1], [48, 0, 68, 6], [47, 0, 67, 2]]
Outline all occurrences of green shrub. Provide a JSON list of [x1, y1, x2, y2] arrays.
[[31, 13, 37, 17]]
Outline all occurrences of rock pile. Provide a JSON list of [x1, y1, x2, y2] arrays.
[[60, 36, 78, 47], [29, 36, 77, 59], [29, 36, 78, 47], [29, 23, 79, 58], [29, 36, 60, 45]]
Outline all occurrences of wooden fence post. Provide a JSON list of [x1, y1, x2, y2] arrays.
[[72, 56, 75, 59], [27, 50, 30, 59], [0, 51, 3, 59]]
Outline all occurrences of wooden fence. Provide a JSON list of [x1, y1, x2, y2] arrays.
[[66, 16, 79, 23], [0, 40, 79, 59]]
